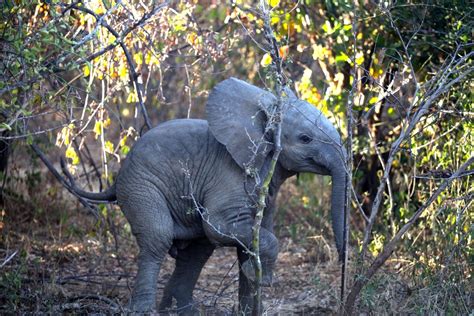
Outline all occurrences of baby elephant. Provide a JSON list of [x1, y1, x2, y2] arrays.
[[70, 78, 347, 314]]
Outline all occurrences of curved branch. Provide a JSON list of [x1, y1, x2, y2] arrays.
[[30, 144, 98, 217]]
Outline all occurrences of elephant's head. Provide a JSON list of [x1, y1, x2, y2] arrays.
[[206, 78, 347, 259]]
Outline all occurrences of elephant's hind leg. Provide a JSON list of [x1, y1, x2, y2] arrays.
[[122, 193, 173, 312], [159, 238, 215, 315]]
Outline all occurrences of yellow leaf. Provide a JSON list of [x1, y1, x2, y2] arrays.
[[335, 52, 350, 63], [301, 196, 310, 207], [145, 52, 160, 66], [355, 52, 364, 65], [271, 15, 280, 24], [93, 121, 102, 139], [103, 117, 111, 128], [83, 64, 90, 77], [105, 141, 114, 154], [118, 63, 128, 80], [186, 32, 198, 46], [282, 21, 296, 35], [246, 13, 256, 21], [312, 44, 328, 61], [119, 135, 128, 147], [108, 34, 116, 45], [121, 145, 130, 156], [126, 91, 138, 103], [56, 123, 75, 147], [269, 0, 280, 7], [79, 14, 86, 26], [322, 20, 332, 34], [333, 72, 344, 96], [369, 97, 378, 105], [260, 53, 272, 67], [110, 64, 117, 79], [94, 4, 105, 15], [133, 52, 143, 65], [65, 146, 80, 165]]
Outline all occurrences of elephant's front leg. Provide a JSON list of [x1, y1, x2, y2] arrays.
[[236, 243, 277, 314], [159, 238, 215, 315], [205, 217, 279, 291], [230, 221, 278, 287], [237, 247, 258, 315]]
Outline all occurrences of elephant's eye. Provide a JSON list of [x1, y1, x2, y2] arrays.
[[298, 134, 312, 144]]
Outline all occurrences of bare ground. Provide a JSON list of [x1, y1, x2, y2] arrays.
[[1, 209, 342, 314]]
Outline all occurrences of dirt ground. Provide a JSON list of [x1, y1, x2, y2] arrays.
[[0, 173, 349, 315], [1, 214, 342, 314]]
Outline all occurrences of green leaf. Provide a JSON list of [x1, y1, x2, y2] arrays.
[[0, 123, 12, 131]]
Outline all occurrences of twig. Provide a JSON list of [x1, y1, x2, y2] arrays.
[[340, 6, 357, 310], [0, 124, 68, 140], [0, 250, 18, 268]]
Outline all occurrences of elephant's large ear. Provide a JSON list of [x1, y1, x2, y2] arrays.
[[206, 78, 276, 171]]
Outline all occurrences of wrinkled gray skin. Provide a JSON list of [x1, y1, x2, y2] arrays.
[[74, 78, 347, 314]]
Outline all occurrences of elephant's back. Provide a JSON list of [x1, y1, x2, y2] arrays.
[[115, 118, 231, 209], [119, 119, 215, 175], [142, 119, 210, 143], [131, 119, 210, 157]]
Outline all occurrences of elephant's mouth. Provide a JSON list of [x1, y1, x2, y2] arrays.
[[305, 158, 331, 175]]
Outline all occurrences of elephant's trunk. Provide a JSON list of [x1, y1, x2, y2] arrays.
[[329, 151, 347, 261]]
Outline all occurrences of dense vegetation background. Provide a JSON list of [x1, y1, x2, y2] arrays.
[[0, 0, 472, 313]]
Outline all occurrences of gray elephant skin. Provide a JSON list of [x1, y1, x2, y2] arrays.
[[72, 78, 347, 314]]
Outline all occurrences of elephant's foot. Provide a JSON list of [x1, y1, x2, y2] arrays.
[[176, 302, 200, 316], [129, 294, 157, 313], [158, 295, 172, 314], [159, 295, 200, 315], [241, 259, 273, 286], [159, 303, 200, 315]]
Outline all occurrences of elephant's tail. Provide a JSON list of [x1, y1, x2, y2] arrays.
[[60, 158, 117, 203], [71, 183, 117, 203]]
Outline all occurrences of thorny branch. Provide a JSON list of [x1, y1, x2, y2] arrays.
[[339, 6, 358, 309], [248, 1, 286, 315]]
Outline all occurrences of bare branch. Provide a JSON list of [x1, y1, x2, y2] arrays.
[[361, 48, 473, 257]]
